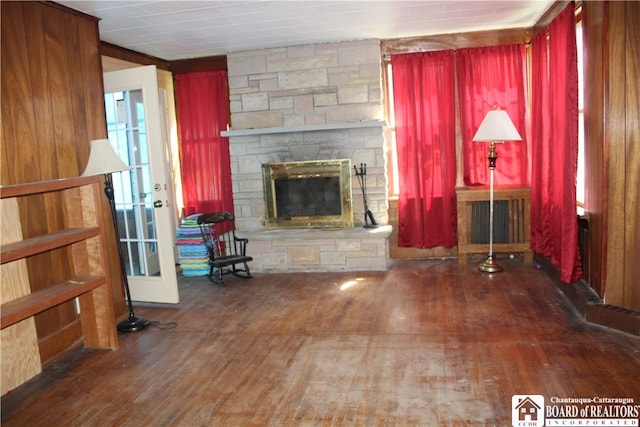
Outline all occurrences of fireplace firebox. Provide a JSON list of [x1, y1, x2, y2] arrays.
[[262, 159, 353, 229]]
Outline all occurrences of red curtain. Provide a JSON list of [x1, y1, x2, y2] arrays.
[[456, 45, 529, 186], [392, 51, 457, 249], [530, 5, 582, 283], [174, 71, 233, 217]]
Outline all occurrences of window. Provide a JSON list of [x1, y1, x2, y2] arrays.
[[382, 59, 400, 197], [576, 9, 585, 215]]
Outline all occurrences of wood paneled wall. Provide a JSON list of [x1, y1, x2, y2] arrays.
[[582, 2, 607, 298], [582, 1, 640, 312], [1, 2, 101, 183], [604, 1, 640, 311], [0, 1, 126, 362]]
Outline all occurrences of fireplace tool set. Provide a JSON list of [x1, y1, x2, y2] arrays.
[[354, 163, 378, 228]]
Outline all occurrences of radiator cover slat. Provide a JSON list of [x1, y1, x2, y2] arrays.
[[470, 199, 526, 244]]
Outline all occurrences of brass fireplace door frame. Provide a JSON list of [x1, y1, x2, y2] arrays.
[[262, 159, 354, 229]]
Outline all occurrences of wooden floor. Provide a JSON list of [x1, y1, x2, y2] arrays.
[[2, 259, 640, 426]]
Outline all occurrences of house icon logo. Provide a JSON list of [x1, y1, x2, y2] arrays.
[[512, 395, 544, 427]]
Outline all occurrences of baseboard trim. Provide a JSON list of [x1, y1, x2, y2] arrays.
[[535, 253, 640, 337]]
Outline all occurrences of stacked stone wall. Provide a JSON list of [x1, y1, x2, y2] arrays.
[[223, 39, 390, 272]]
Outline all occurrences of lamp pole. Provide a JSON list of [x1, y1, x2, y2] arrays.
[[103, 173, 150, 332], [478, 141, 502, 273]]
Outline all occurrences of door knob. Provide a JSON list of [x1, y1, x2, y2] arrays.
[[153, 200, 163, 208]]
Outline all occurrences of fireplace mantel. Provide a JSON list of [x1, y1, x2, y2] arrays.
[[221, 120, 387, 137]]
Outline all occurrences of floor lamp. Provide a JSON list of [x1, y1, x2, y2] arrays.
[[472, 109, 522, 273], [82, 139, 150, 332]]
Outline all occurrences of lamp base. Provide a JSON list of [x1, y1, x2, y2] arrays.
[[478, 256, 503, 273], [117, 316, 150, 332]]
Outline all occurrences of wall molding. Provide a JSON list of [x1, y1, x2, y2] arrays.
[[221, 120, 386, 137], [536, 254, 640, 337]]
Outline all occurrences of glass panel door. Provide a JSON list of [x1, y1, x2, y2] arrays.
[[103, 65, 179, 304], [105, 90, 160, 276]]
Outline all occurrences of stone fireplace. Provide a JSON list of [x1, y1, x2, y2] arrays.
[[222, 39, 391, 273]]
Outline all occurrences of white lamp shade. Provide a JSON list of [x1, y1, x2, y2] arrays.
[[81, 139, 129, 176], [472, 109, 522, 142]]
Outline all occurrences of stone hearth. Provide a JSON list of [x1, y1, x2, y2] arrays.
[[243, 226, 392, 273]]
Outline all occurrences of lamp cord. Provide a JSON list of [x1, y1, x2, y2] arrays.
[[148, 320, 178, 330]]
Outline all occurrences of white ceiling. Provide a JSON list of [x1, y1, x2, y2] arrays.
[[57, 0, 554, 61]]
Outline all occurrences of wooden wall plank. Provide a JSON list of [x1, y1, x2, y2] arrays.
[[0, 2, 39, 185], [582, 1, 606, 297], [76, 11, 108, 165], [605, 2, 627, 307], [43, 6, 77, 179], [623, 2, 640, 311], [64, 11, 91, 174], [22, 2, 53, 181]]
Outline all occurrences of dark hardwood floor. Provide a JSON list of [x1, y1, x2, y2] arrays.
[[2, 259, 639, 426]]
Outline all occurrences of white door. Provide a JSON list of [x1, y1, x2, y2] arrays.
[[103, 65, 179, 304]]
